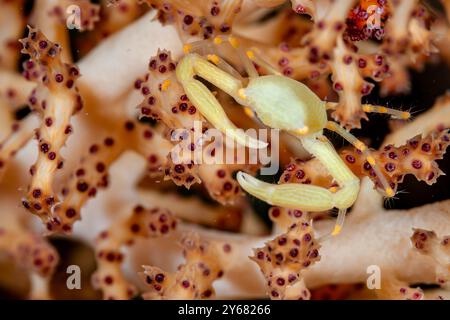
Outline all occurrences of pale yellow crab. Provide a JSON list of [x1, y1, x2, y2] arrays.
[[176, 35, 410, 236]]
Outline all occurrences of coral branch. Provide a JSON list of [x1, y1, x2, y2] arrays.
[[0, 70, 36, 109], [341, 129, 450, 194], [0, 215, 58, 299], [0, 226, 58, 278], [411, 228, 450, 287], [329, 37, 388, 128], [385, 93, 450, 145], [135, 0, 244, 40], [20, 27, 83, 222], [0, 0, 25, 69], [51, 135, 124, 233], [93, 205, 177, 299], [77, 11, 182, 103], [169, 198, 450, 297], [29, 0, 100, 62], [374, 276, 425, 300], [141, 233, 229, 299], [137, 189, 247, 232], [0, 114, 40, 182], [75, 0, 142, 56], [50, 120, 171, 233], [252, 219, 320, 300]]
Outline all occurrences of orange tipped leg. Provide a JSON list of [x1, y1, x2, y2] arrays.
[[325, 102, 411, 121], [362, 104, 411, 120], [245, 49, 282, 76], [319, 208, 347, 242], [326, 121, 395, 198]]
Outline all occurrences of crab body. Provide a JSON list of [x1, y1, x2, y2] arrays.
[[243, 75, 327, 133]]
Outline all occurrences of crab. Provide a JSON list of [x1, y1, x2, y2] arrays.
[[176, 35, 410, 236]]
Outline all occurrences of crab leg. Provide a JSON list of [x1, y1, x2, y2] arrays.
[[176, 53, 267, 149], [237, 136, 359, 236], [361, 104, 411, 120], [238, 137, 360, 210], [326, 102, 411, 120], [301, 136, 360, 209], [237, 171, 336, 211], [325, 121, 395, 197], [245, 49, 282, 76]]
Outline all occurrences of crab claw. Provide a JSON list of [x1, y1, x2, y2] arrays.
[[225, 127, 268, 150], [177, 53, 268, 149], [184, 81, 267, 149], [236, 172, 333, 211]]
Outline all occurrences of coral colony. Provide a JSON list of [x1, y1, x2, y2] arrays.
[[0, 0, 449, 300]]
